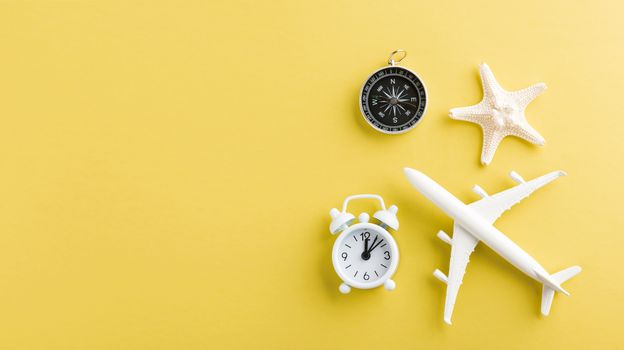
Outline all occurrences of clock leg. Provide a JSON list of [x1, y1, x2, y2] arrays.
[[384, 279, 396, 291], [339, 283, 351, 294]]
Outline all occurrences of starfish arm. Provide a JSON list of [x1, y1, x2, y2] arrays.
[[510, 122, 546, 146], [511, 82, 547, 109], [479, 63, 504, 99], [480, 128, 506, 165], [449, 102, 490, 123]]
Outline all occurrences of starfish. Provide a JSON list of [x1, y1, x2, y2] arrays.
[[449, 63, 547, 165]]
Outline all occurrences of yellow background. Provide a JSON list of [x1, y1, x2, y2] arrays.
[[0, 1, 622, 349]]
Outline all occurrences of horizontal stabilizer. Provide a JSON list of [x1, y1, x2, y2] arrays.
[[551, 266, 582, 284], [541, 287, 555, 316], [540, 266, 581, 316]]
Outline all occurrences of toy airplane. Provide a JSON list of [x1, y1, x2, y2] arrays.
[[403, 168, 581, 325]]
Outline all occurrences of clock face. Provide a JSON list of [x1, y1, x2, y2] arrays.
[[332, 224, 398, 289], [360, 66, 427, 134]]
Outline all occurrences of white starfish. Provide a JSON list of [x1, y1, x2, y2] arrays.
[[450, 63, 547, 165]]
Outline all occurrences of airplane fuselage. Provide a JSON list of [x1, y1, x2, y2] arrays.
[[409, 170, 550, 281]]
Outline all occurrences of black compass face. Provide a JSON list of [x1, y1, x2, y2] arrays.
[[360, 66, 427, 134]]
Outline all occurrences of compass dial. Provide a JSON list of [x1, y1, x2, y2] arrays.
[[360, 66, 427, 134]]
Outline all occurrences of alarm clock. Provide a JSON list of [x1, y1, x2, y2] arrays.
[[359, 50, 428, 134], [329, 194, 400, 294]]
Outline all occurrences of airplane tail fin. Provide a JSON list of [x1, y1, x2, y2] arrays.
[[538, 266, 582, 316]]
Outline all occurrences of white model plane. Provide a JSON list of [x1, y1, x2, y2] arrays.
[[403, 168, 581, 325]]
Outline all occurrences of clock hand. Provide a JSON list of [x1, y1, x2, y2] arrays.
[[361, 237, 371, 261], [368, 237, 384, 254], [367, 236, 378, 253]]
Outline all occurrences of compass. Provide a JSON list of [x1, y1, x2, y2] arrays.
[[359, 50, 428, 134]]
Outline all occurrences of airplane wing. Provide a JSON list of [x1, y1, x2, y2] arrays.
[[439, 223, 478, 325], [434, 170, 566, 324], [468, 170, 566, 224]]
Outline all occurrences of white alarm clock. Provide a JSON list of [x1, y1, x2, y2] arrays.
[[329, 194, 399, 294]]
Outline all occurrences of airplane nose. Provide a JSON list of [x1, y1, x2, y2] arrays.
[[403, 167, 419, 177], [403, 167, 427, 186]]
